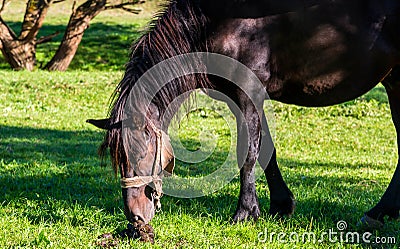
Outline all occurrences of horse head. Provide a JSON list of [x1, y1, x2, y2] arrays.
[[87, 118, 175, 224]]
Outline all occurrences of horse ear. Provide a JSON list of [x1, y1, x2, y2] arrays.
[[161, 131, 175, 176], [86, 118, 110, 130]]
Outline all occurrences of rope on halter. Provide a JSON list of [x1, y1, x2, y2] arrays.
[[120, 176, 159, 188], [119, 119, 164, 210]]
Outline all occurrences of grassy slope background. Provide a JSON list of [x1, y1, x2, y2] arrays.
[[1, 1, 399, 248]]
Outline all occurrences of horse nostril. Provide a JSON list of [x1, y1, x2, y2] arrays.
[[132, 215, 145, 223]]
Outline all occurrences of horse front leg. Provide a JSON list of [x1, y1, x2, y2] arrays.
[[364, 71, 400, 227], [229, 98, 262, 223]]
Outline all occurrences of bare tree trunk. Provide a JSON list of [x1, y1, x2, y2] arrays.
[[0, 18, 36, 70], [45, 0, 107, 71], [1, 41, 36, 70], [0, 0, 51, 70]]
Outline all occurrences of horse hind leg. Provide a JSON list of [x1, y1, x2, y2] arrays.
[[258, 111, 296, 217], [364, 67, 400, 227]]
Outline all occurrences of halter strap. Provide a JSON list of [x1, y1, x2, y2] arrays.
[[120, 119, 164, 210]]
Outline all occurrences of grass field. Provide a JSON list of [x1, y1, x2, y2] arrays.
[[1, 1, 400, 248]]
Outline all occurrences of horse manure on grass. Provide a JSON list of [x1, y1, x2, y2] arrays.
[[96, 233, 119, 248], [96, 222, 155, 247], [122, 221, 155, 243]]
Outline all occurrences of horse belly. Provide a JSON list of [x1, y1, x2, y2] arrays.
[[266, 20, 395, 107]]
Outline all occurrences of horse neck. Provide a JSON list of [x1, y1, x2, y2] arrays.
[[123, 0, 210, 130]]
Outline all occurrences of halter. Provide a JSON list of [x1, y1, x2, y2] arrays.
[[120, 120, 164, 211]]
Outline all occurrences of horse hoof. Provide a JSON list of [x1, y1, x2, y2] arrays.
[[269, 197, 296, 218], [359, 214, 384, 230], [232, 206, 260, 223]]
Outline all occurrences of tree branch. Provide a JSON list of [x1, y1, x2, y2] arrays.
[[71, 0, 77, 13], [0, 0, 4, 13], [21, 0, 53, 42], [0, 16, 17, 39], [1, 0, 19, 39], [120, 6, 141, 14], [0, 0, 10, 14], [105, 0, 145, 13], [36, 31, 61, 44]]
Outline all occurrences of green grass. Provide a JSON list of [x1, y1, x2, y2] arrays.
[[1, 70, 399, 248], [1, 1, 400, 248]]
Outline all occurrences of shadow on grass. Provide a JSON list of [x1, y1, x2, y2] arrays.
[[161, 157, 399, 241], [0, 124, 234, 224], [161, 159, 385, 218], [1, 124, 399, 243], [0, 125, 104, 165], [0, 125, 122, 218], [0, 21, 144, 71], [160, 172, 382, 220]]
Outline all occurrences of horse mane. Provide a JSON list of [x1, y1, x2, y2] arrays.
[[101, 0, 210, 173]]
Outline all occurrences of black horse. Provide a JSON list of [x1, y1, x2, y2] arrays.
[[88, 0, 400, 240]]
